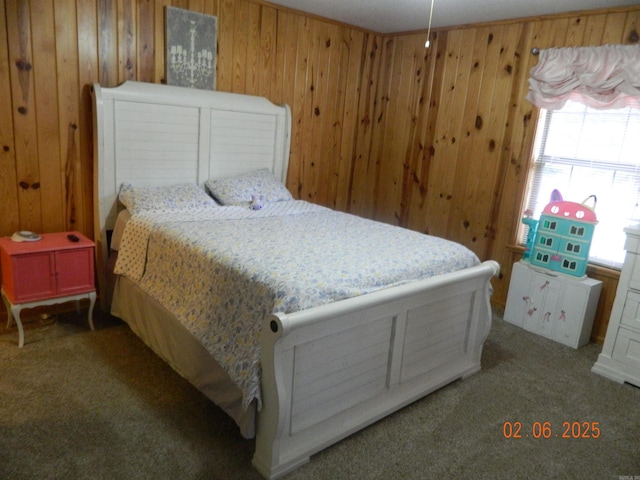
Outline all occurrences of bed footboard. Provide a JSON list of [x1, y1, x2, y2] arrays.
[[252, 260, 500, 479]]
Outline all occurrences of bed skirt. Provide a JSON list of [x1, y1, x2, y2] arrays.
[[111, 275, 257, 438]]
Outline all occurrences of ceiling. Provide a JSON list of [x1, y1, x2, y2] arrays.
[[265, 0, 640, 34]]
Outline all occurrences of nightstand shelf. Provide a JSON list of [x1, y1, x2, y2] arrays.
[[0, 232, 96, 347]]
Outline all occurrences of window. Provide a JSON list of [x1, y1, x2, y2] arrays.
[[536, 252, 550, 263], [566, 243, 581, 254], [569, 226, 585, 237], [539, 236, 552, 247], [521, 100, 640, 268]]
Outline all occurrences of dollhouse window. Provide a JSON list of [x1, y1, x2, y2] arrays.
[[563, 259, 578, 271], [536, 252, 550, 263], [539, 236, 553, 246], [543, 220, 557, 230], [566, 243, 581, 254], [570, 226, 585, 237]]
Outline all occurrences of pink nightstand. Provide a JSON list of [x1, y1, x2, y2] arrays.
[[0, 231, 96, 347]]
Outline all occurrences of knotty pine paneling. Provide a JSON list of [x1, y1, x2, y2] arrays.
[[382, 8, 640, 342], [0, 0, 380, 236], [1, 1, 639, 343], [0, 0, 20, 236]]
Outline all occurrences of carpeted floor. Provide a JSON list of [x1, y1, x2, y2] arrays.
[[0, 308, 638, 480]]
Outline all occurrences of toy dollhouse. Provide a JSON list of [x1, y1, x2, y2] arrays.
[[526, 192, 598, 277], [505, 191, 601, 348]]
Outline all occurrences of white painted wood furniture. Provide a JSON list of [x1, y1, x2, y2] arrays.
[[504, 261, 601, 348], [92, 81, 499, 479], [592, 227, 640, 387]]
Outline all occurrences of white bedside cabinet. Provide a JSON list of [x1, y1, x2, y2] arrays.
[[504, 261, 602, 348], [592, 227, 640, 387]]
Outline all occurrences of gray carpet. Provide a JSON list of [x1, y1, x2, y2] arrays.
[[0, 308, 638, 480]]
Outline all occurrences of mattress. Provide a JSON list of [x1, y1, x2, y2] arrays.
[[114, 200, 480, 411]]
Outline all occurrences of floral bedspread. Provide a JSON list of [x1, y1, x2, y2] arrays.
[[114, 200, 480, 409]]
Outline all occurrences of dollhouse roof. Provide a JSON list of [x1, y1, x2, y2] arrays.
[[542, 201, 598, 223]]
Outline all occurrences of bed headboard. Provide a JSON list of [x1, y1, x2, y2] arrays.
[[91, 81, 291, 306]]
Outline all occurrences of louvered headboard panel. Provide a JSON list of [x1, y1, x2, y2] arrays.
[[114, 101, 202, 185], [91, 81, 291, 304], [209, 109, 284, 180]]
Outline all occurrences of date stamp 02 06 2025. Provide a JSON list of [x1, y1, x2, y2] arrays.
[[503, 422, 639, 479], [502, 421, 601, 439]]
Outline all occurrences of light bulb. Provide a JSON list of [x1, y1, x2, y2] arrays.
[[425, 0, 435, 49]]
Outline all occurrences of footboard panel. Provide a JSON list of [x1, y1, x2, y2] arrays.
[[253, 260, 499, 479], [402, 291, 474, 381], [290, 314, 393, 434]]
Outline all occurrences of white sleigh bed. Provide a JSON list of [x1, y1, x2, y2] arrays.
[[92, 81, 499, 479]]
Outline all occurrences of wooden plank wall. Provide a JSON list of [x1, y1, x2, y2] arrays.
[[377, 9, 640, 342], [1, 0, 380, 231], [1, 0, 639, 341]]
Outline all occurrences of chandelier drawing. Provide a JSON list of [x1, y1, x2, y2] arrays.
[[169, 20, 214, 88]]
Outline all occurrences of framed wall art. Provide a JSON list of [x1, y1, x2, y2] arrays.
[[165, 7, 217, 90]]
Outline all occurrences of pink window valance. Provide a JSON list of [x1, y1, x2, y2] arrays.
[[526, 44, 640, 110]]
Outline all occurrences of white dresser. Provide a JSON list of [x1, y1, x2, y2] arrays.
[[592, 227, 640, 387], [504, 261, 602, 348]]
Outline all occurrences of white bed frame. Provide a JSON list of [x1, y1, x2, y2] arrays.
[[92, 81, 499, 479]]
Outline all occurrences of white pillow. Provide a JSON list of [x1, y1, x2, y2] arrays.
[[118, 183, 217, 215], [205, 169, 292, 206]]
